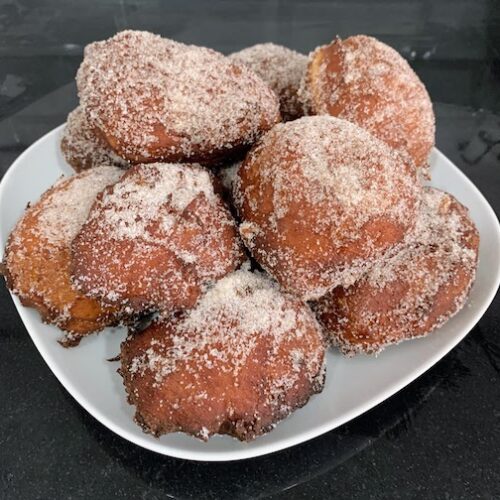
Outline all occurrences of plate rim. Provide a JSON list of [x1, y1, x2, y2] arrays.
[[1, 124, 499, 462]]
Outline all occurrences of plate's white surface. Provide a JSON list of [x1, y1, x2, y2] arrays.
[[1, 125, 499, 462]]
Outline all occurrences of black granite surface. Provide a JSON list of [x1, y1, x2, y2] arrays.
[[0, 1, 499, 499]]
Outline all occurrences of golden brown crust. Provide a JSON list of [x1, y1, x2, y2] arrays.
[[3, 167, 124, 345], [313, 188, 480, 355], [71, 163, 244, 315], [76, 31, 281, 165], [234, 116, 421, 300], [120, 270, 326, 441], [302, 35, 435, 172]]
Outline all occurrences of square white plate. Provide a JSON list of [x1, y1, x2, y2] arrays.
[[1, 125, 499, 461]]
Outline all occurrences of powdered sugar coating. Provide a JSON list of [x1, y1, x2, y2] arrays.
[[314, 187, 480, 356], [229, 43, 308, 120], [301, 35, 435, 172], [60, 106, 128, 172], [234, 115, 421, 300], [3, 167, 124, 342], [120, 268, 326, 441], [77, 30, 281, 164], [71, 163, 244, 314]]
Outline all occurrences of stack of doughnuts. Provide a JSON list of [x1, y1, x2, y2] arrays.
[[3, 31, 478, 442]]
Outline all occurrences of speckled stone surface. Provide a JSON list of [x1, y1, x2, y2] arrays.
[[0, 1, 499, 499]]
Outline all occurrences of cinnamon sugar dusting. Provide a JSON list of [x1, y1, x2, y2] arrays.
[[315, 187, 479, 355], [77, 30, 280, 161], [92, 163, 217, 241], [4, 28, 481, 441], [72, 162, 243, 310], [234, 115, 421, 299], [301, 35, 435, 170], [229, 43, 308, 120], [367, 188, 478, 289], [60, 106, 128, 172], [123, 268, 326, 439], [4, 167, 123, 336], [35, 167, 124, 245], [130, 269, 323, 380], [238, 116, 419, 225]]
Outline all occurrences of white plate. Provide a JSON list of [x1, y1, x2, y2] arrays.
[[1, 125, 499, 462]]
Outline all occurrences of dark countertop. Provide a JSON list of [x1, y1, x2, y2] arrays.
[[0, 1, 499, 499]]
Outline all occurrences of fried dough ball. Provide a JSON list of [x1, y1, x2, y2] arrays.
[[301, 35, 435, 172], [3, 167, 124, 345], [234, 116, 421, 301], [120, 269, 326, 441], [76, 30, 281, 165], [314, 188, 479, 355], [60, 106, 128, 172], [71, 163, 244, 314], [229, 43, 308, 121]]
